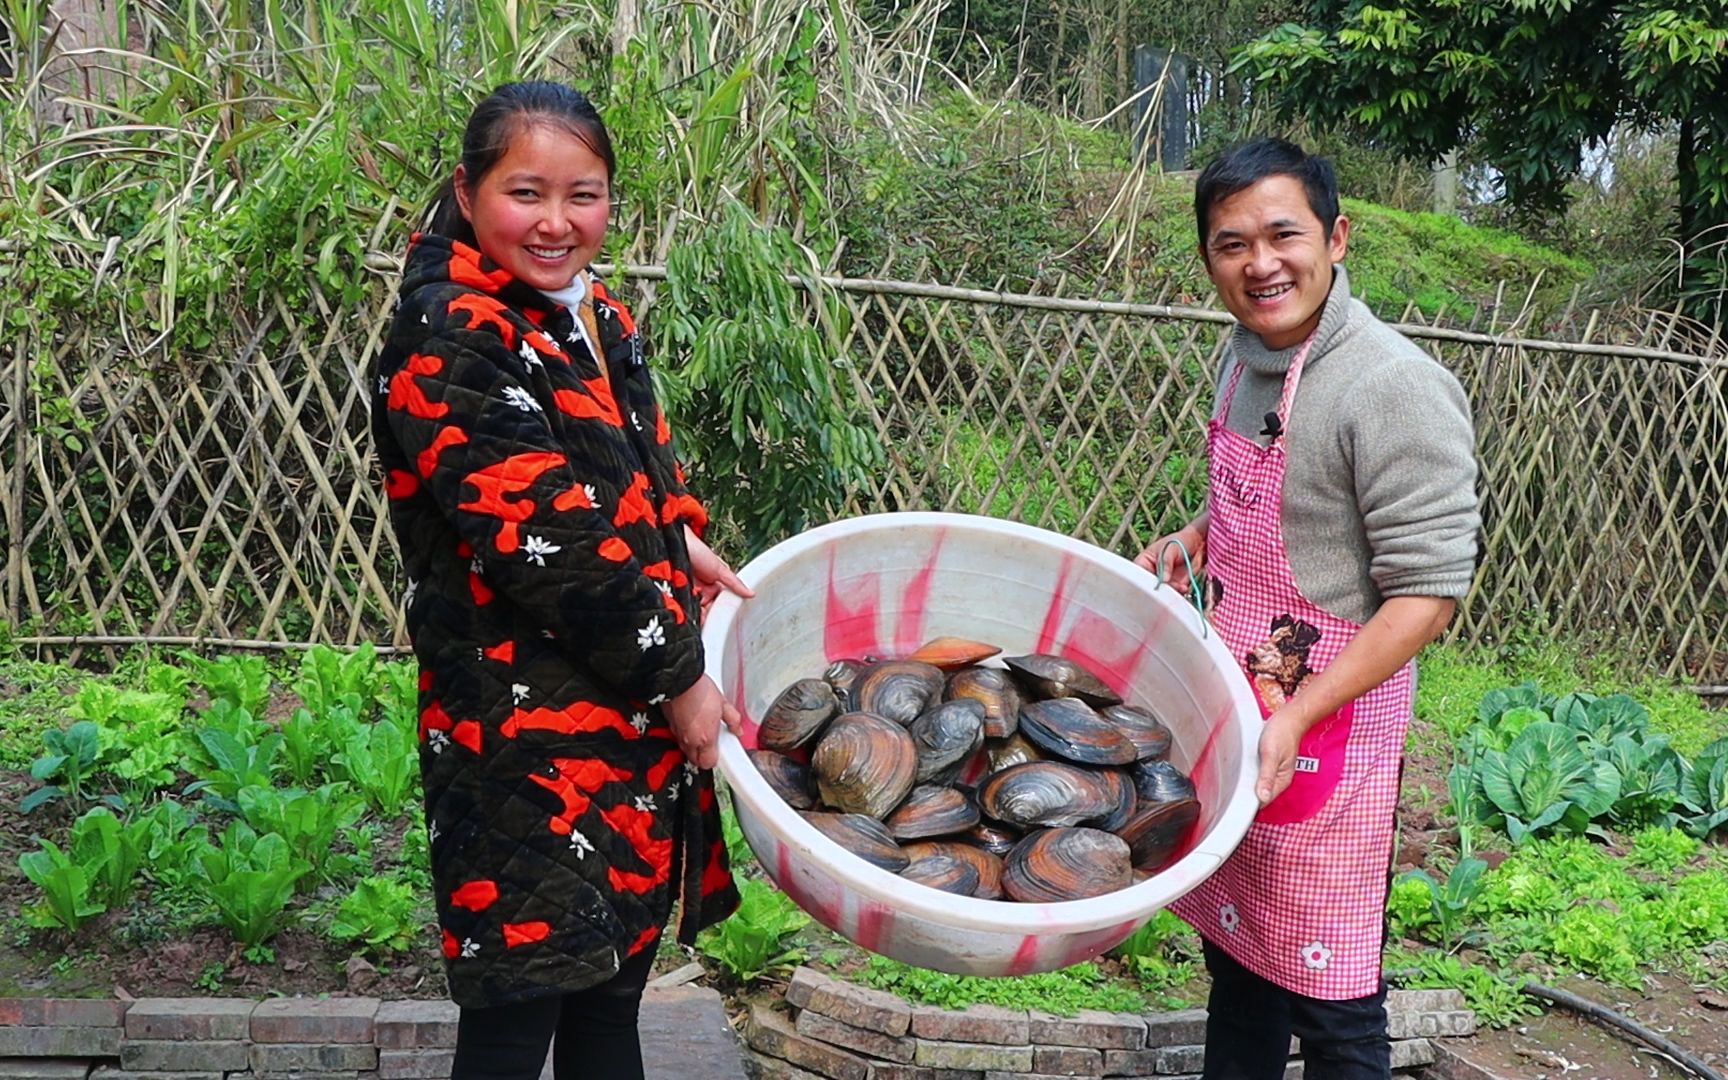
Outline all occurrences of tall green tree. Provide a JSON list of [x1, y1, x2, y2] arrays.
[[1234, 0, 1728, 308]]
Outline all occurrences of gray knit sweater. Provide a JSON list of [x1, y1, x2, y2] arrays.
[[1214, 265, 1480, 626]]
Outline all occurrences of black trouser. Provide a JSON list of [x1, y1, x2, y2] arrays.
[[1199, 939, 1390, 1080], [451, 947, 657, 1080]]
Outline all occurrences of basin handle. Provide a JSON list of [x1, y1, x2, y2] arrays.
[[1155, 538, 1209, 638]]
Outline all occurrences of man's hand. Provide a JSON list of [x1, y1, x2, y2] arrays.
[[663, 674, 742, 770], [1255, 708, 1305, 804], [686, 526, 754, 623], [1132, 514, 1209, 594]]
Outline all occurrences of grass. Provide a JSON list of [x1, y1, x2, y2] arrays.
[[0, 657, 99, 769], [854, 955, 1150, 1014]]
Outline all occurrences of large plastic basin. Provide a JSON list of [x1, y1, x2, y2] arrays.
[[704, 512, 1260, 975]]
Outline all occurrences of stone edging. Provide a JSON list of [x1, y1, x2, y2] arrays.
[[741, 967, 1479, 1080], [0, 996, 454, 1079]]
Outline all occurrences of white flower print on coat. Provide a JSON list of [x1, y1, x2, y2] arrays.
[[637, 616, 665, 650], [522, 534, 561, 566], [502, 385, 543, 413], [1301, 941, 1332, 971]]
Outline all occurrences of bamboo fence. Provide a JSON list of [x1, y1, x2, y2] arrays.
[[2, 262, 1725, 691]]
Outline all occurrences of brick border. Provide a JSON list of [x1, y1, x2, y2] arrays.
[[0, 996, 450, 1080], [0, 973, 1498, 1080], [741, 967, 1486, 1080]]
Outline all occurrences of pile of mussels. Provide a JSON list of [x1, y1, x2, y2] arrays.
[[746, 637, 1202, 903]]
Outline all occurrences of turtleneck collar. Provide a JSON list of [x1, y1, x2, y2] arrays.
[[1230, 264, 1354, 376]]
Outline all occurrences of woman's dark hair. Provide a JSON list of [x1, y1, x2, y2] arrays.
[[1194, 137, 1340, 249], [423, 81, 617, 244]]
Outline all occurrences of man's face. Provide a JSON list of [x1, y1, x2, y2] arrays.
[[1200, 174, 1349, 350]]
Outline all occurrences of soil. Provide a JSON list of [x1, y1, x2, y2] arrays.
[[1459, 973, 1728, 1079]]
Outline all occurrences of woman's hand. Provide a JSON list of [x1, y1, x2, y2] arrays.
[[685, 526, 754, 623], [1132, 514, 1209, 593], [662, 674, 742, 770]]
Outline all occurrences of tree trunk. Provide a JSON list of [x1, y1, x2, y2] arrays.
[[1432, 150, 1459, 217], [613, 0, 639, 61], [1677, 114, 1697, 250]]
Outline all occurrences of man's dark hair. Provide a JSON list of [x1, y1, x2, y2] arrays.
[[1194, 137, 1340, 248]]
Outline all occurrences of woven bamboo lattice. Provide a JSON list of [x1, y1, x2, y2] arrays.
[[2, 266, 1725, 686]]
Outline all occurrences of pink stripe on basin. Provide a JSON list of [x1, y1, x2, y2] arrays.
[[824, 547, 883, 660], [892, 528, 946, 656]]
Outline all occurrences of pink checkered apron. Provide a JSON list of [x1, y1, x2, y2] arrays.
[[1169, 337, 1414, 999]]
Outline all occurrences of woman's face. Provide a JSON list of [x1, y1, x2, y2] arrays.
[[455, 120, 611, 293]]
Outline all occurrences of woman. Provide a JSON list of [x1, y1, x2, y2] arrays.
[[370, 81, 747, 1080]]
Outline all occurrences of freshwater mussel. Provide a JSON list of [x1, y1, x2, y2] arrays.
[[749, 637, 1203, 904]]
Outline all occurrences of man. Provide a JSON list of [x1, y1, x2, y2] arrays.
[[1135, 138, 1480, 1078]]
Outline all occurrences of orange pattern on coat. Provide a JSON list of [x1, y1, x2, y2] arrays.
[[553, 378, 624, 427], [529, 757, 637, 836], [456, 451, 566, 555], [446, 294, 517, 347], [613, 473, 657, 528], [389, 353, 450, 420], [417, 427, 469, 480], [601, 800, 671, 895], [450, 879, 501, 911], [502, 701, 638, 740], [503, 921, 553, 948]]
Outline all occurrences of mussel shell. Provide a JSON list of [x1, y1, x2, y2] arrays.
[[906, 636, 1002, 669], [903, 841, 1005, 900], [812, 712, 919, 819], [978, 761, 1116, 829], [900, 853, 981, 896], [759, 678, 839, 751], [1130, 759, 1198, 805], [1001, 654, 1124, 708], [885, 784, 981, 840], [824, 659, 868, 712], [945, 667, 1024, 739], [1116, 796, 1200, 872], [985, 734, 1047, 772], [1002, 827, 1132, 903], [748, 749, 816, 810], [856, 661, 945, 725], [1087, 767, 1138, 834], [1018, 697, 1139, 766], [1102, 704, 1173, 761], [802, 811, 910, 872], [960, 819, 1022, 858], [910, 699, 987, 784]]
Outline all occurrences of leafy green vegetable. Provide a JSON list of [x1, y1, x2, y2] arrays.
[[186, 653, 273, 716], [24, 720, 111, 813], [696, 877, 810, 983], [292, 643, 383, 719], [1677, 737, 1728, 838], [68, 806, 151, 909], [328, 875, 424, 955], [18, 840, 107, 930], [197, 823, 311, 947], [1394, 857, 1488, 949], [236, 783, 368, 886], [1476, 721, 1616, 843]]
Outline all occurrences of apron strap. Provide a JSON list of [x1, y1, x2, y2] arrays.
[[1216, 333, 1319, 444]]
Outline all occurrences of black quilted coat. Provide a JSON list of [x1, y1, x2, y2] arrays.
[[370, 234, 738, 1007]]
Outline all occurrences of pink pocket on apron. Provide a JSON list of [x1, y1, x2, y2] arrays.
[[1252, 688, 1356, 826]]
